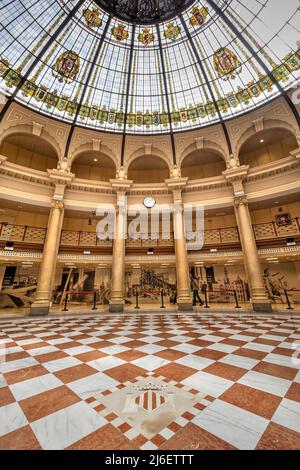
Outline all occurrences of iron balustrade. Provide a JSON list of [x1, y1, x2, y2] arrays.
[[0, 218, 300, 248]]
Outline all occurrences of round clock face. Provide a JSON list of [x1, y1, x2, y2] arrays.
[[143, 196, 156, 209]]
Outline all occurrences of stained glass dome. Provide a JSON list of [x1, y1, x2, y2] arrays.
[[0, 0, 299, 134]]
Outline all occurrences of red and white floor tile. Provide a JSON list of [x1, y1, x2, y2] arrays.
[[0, 313, 300, 450]]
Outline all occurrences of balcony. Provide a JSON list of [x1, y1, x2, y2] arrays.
[[1, 218, 300, 254]]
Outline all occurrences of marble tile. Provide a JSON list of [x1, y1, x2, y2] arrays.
[[0, 424, 42, 450], [238, 370, 291, 397], [256, 422, 300, 450], [132, 355, 170, 371], [171, 343, 200, 354], [220, 354, 259, 370], [19, 385, 80, 422], [0, 402, 28, 437], [0, 357, 39, 374], [192, 399, 268, 450], [68, 372, 118, 399], [43, 356, 82, 373], [100, 345, 129, 355], [263, 353, 300, 369], [27, 346, 58, 357], [10, 374, 63, 401], [207, 343, 239, 354], [220, 383, 281, 419], [252, 361, 297, 381], [31, 401, 106, 450], [182, 371, 233, 397], [243, 342, 275, 353], [175, 354, 214, 371], [0, 375, 7, 388], [64, 345, 94, 356], [136, 344, 165, 354], [272, 398, 300, 433], [87, 356, 125, 372]]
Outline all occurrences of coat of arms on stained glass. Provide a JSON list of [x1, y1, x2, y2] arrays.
[[52, 50, 80, 83], [213, 47, 242, 80], [189, 6, 208, 27], [111, 23, 129, 42], [164, 23, 181, 42], [83, 7, 102, 29], [138, 28, 155, 46]]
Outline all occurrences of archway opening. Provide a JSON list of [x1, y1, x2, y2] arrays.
[[0, 133, 58, 171], [127, 155, 169, 183], [71, 151, 116, 181], [239, 128, 298, 167], [181, 149, 226, 180]]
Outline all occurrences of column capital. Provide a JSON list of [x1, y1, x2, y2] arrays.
[[290, 148, 300, 161], [165, 176, 189, 191], [223, 165, 250, 183], [234, 195, 248, 208], [51, 199, 64, 210], [110, 178, 133, 193], [48, 168, 74, 185], [0, 155, 7, 166]]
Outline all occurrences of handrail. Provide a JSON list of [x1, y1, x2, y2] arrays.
[[1, 218, 299, 246]]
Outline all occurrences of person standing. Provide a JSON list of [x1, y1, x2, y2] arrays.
[[191, 277, 204, 306]]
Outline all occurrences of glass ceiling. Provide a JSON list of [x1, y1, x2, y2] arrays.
[[0, 0, 299, 134]]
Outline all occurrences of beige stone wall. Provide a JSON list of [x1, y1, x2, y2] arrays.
[[240, 134, 297, 168], [181, 159, 226, 180], [71, 162, 115, 181], [0, 140, 58, 172]]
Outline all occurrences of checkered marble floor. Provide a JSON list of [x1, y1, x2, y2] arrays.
[[0, 313, 300, 450]]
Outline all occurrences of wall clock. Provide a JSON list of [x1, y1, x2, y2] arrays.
[[143, 196, 156, 208]]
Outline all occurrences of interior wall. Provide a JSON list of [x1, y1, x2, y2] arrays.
[[181, 158, 226, 180], [0, 208, 49, 227], [239, 134, 297, 167], [71, 163, 115, 181], [0, 140, 57, 172]]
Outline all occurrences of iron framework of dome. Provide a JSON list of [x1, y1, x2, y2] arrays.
[[0, 0, 299, 135]]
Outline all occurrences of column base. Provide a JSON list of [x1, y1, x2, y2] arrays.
[[109, 303, 124, 313], [252, 302, 273, 313], [30, 304, 50, 316], [177, 302, 193, 312]]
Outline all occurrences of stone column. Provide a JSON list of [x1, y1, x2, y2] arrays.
[[0, 265, 5, 289], [30, 199, 64, 316], [166, 178, 192, 311], [109, 178, 132, 313], [234, 195, 272, 311], [223, 167, 272, 312]]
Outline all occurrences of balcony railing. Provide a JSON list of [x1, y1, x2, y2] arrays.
[[0, 218, 299, 248]]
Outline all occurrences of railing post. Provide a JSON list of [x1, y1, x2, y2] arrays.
[[92, 291, 97, 310], [204, 289, 210, 309], [62, 292, 69, 312], [23, 226, 27, 242], [284, 290, 294, 310], [135, 290, 140, 309], [160, 289, 166, 309], [234, 290, 241, 309]]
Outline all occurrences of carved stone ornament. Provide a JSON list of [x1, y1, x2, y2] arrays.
[[172, 164, 181, 179], [227, 153, 240, 169]]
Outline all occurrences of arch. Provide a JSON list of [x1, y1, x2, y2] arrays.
[[71, 150, 117, 182], [127, 154, 170, 183], [125, 146, 171, 175], [178, 139, 227, 168], [238, 127, 298, 168], [70, 141, 118, 169], [235, 118, 298, 157], [180, 148, 227, 180], [0, 129, 60, 172], [0, 123, 61, 160]]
